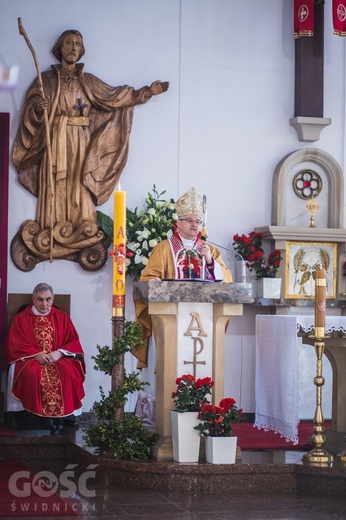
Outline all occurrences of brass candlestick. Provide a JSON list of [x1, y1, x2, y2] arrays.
[[302, 338, 334, 466], [336, 439, 346, 463], [303, 266, 334, 467], [306, 198, 320, 228]]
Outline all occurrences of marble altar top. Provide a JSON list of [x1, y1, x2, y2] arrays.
[[133, 281, 254, 304]]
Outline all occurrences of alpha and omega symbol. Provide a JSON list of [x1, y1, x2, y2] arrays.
[[183, 312, 208, 377]]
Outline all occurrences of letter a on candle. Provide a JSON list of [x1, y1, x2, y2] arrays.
[[112, 188, 126, 314]]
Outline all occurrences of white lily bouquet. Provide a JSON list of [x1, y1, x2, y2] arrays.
[[126, 186, 177, 280]]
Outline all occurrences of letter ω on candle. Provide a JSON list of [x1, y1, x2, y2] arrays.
[[112, 186, 126, 316], [314, 264, 326, 338]]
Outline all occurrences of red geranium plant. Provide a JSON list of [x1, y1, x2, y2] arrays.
[[172, 374, 214, 412], [194, 398, 243, 437], [233, 231, 282, 280]]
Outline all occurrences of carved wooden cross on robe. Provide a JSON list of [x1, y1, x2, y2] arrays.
[[73, 97, 88, 129]]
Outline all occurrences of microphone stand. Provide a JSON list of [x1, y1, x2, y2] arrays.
[[233, 251, 247, 283], [209, 241, 247, 283], [201, 195, 207, 279]]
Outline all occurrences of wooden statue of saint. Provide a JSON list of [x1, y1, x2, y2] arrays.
[[11, 29, 169, 271]]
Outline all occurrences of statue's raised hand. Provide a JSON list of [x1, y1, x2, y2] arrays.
[[150, 80, 169, 95]]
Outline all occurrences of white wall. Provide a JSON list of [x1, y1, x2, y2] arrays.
[[0, 0, 344, 413]]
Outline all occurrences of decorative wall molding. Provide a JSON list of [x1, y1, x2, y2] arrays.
[[290, 116, 331, 142]]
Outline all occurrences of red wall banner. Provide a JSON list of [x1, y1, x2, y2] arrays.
[[333, 0, 346, 36]]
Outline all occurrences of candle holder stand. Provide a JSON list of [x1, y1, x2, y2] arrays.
[[336, 440, 346, 463], [302, 336, 334, 467]]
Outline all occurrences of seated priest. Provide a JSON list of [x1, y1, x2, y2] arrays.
[[2, 283, 86, 434], [134, 187, 233, 367]]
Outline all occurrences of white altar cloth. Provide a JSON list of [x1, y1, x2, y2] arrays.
[[254, 315, 346, 444]]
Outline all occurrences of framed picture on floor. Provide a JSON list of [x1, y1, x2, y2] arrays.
[[285, 241, 337, 299]]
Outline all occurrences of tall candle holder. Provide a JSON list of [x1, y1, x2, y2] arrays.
[[303, 266, 334, 466], [302, 337, 334, 466], [336, 439, 346, 463]]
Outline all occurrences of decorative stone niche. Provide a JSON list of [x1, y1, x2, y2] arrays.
[[255, 148, 346, 301]]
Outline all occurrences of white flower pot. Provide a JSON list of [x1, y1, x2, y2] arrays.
[[205, 435, 237, 465], [256, 277, 282, 299], [171, 410, 200, 463]]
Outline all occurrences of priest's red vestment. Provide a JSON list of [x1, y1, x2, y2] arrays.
[[2, 306, 85, 417]]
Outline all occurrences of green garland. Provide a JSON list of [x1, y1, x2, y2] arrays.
[[83, 321, 158, 460]]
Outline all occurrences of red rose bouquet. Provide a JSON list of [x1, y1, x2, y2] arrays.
[[233, 231, 282, 280], [194, 397, 242, 436], [172, 374, 214, 412]]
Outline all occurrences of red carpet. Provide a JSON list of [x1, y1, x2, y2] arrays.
[[0, 459, 77, 517], [0, 424, 17, 437], [233, 421, 331, 450]]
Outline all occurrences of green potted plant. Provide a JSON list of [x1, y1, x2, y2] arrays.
[[83, 321, 158, 460]]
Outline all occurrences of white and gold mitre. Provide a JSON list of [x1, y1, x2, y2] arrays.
[[175, 187, 203, 218]]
